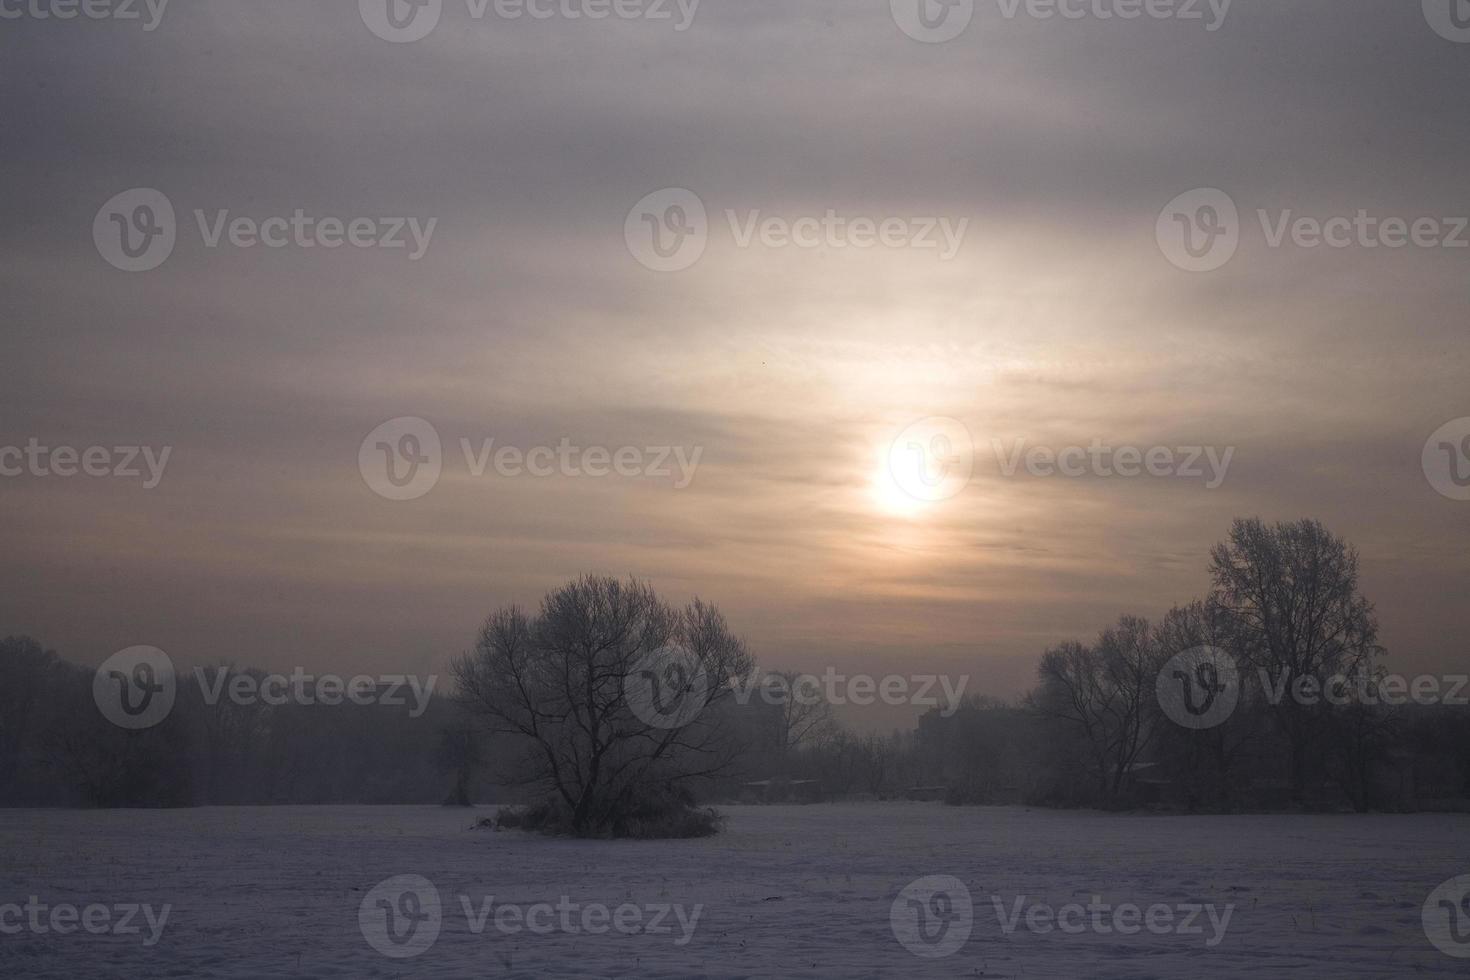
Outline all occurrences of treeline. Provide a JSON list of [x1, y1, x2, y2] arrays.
[[4, 519, 1465, 813], [717, 519, 1470, 813], [0, 637, 488, 808]]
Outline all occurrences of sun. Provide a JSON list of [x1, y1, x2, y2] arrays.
[[868, 418, 975, 519], [869, 455, 926, 519]]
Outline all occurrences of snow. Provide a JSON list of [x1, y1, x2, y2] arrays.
[[0, 803, 1464, 978]]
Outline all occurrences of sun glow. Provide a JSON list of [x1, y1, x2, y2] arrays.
[[868, 417, 975, 520], [870, 459, 926, 519]]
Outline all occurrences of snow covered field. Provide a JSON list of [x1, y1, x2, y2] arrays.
[[1, 802, 1465, 978]]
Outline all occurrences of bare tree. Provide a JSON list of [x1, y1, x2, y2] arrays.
[[856, 733, 893, 797], [437, 724, 481, 807], [1152, 598, 1261, 810], [452, 575, 754, 836], [810, 730, 866, 797], [765, 670, 837, 756], [1209, 518, 1382, 802], [1030, 616, 1162, 804]]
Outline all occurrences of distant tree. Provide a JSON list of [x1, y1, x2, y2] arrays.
[[194, 665, 273, 804], [1151, 598, 1262, 810], [809, 730, 866, 797], [452, 575, 754, 836], [437, 725, 481, 807], [766, 670, 837, 756], [856, 733, 893, 796], [0, 636, 63, 797], [1322, 667, 1401, 812], [1029, 616, 1162, 804], [1209, 518, 1382, 803], [919, 696, 1041, 804], [46, 663, 196, 808]]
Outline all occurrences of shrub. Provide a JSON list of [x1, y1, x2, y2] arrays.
[[494, 785, 724, 840]]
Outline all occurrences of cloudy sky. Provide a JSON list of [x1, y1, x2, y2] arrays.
[[2, 0, 1467, 708]]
